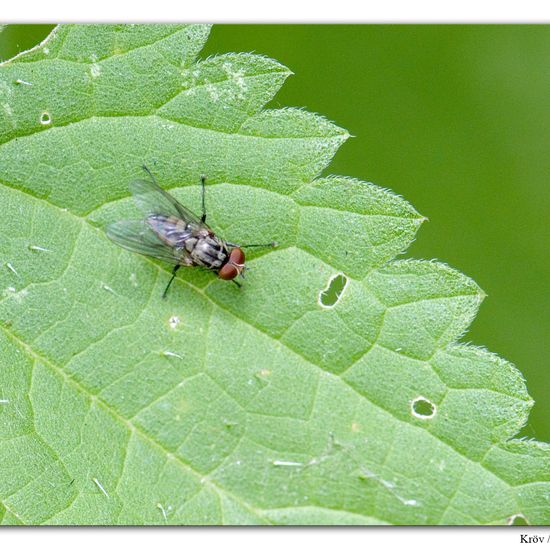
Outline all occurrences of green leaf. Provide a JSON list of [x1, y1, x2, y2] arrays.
[[0, 24, 548, 526]]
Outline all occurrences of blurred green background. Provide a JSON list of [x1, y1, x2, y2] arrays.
[[1, 25, 548, 441]]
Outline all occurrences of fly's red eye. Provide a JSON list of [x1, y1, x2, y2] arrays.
[[218, 247, 245, 280], [219, 263, 239, 280], [229, 247, 245, 265]]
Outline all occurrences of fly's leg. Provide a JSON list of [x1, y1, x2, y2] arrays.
[[232, 279, 242, 289], [142, 164, 158, 185], [163, 265, 180, 299], [143, 167, 208, 223], [200, 175, 207, 223], [226, 241, 278, 249]]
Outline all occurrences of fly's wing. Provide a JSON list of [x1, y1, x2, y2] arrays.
[[129, 178, 203, 226], [106, 220, 189, 265]]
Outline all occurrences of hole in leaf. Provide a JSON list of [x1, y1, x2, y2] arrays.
[[508, 514, 528, 525], [411, 396, 436, 419], [319, 273, 348, 308], [40, 111, 51, 125], [223, 418, 238, 430]]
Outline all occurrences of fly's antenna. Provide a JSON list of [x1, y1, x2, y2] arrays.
[[200, 175, 207, 223], [142, 164, 158, 185]]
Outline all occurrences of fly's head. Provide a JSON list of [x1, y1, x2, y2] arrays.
[[218, 247, 246, 281]]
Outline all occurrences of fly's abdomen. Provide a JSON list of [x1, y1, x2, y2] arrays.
[[147, 214, 192, 248]]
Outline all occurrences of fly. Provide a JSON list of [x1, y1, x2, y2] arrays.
[[106, 166, 277, 298]]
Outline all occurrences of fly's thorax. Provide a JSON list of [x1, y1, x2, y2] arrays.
[[189, 233, 229, 269]]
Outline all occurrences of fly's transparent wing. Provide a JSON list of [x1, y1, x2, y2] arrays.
[[106, 220, 189, 265], [129, 178, 203, 226]]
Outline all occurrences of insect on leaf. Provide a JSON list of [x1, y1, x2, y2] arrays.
[[0, 24, 548, 526]]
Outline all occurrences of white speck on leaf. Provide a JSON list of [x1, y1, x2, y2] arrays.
[[93, 477, 109, 498], [222, 61, 248, 99], [6, 262, 19, 276], [359, 467, 419, 507], [2, 103, 16, 128], [157, 503, 168, 522], [205, 83, 220, 101], [28, 244, 50, 252], [90, 63, 101, 78], [3, 286, 27, 302], [168, 315, 181, 329], [163, 351, 183, 359], [101, 283, 118, 296]]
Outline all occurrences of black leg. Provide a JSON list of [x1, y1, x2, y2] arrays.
[[237, 241, 278, 249], [232, 279, 242, 288], [163, 265, 180, 299], [142, 164, 158, 185], [200, 176, 207, 223]]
